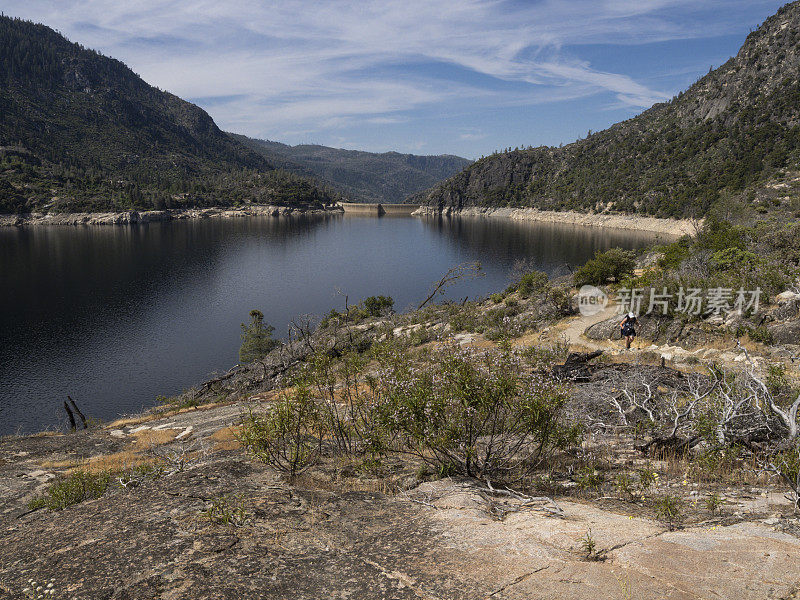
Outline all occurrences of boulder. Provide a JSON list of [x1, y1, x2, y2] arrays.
[[772, 298, 800, 321], [769, 319, 800, 345], [585, 317, 622, 340], [775, 290, 800, 304]]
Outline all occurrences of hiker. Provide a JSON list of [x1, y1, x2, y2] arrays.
[[620, 311, 637, 350]]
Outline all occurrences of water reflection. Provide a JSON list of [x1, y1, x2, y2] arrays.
[[0, 215, 660, 434]]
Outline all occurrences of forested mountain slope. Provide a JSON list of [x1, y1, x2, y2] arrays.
[[417, 1, 800, 218], [234, 135, 470, 204], [0, 16, 337, 213]]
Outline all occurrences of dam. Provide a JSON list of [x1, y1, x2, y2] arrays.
[[338, 202, 420, 216]]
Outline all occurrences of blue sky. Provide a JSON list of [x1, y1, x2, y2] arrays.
[[4, 1, 790, 158]]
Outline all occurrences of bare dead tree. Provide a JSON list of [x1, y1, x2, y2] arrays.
[[417, 262, 483, 310], [63, 400, 76, 431], [758, 445, 800, 511], [67, 396, 88, 429], [744, 367, 799, 442]]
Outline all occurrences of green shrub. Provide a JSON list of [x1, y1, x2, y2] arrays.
[[239, 309, 280, 364], [574, 248, 636, 287], [204, 495, 250, 527], [378, 345, 580, 480], [28, 470, 110, 511], [769, 443, 800, 510], [710, 247, 758, 271], [655, 494, 684, 525], [516, 271, 549, 297], [238, 385, 323, 477], [363, 295, 394, 317], [657, 238, 692, 270]]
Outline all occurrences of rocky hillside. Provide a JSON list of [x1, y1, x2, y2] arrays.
[[233, 135, 471, 203], [0, 16, 338, 214], [417, 1, 800, 218]]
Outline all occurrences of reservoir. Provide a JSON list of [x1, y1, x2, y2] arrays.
[[0, 214, 664, 434]]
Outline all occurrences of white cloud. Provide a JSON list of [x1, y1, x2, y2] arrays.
[[2, 0, 783, 150]]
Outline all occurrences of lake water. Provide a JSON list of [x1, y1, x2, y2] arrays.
[[0, 215, 663, 435]]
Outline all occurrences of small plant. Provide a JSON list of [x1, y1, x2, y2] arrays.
[[655, 494, 684, 527], [204, 495, 250, 527], [28, 470, 110, 511], [22, 578, 57, 598], [615, 473, 636, 500], [580, 528, 604, 561], [576, 466, 605, 494], [704, 492, 723, 514], [637, 465, 658, 492], [763, 443, 800, 511]]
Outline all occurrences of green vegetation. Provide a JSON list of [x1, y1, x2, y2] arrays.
[[203, 495, 251, 527], [234, 135, 470, 204], [514, 270, 549, 298], [362, 295, 394, 317], [27, 463, 167, 511], [625, 215, 800, 311], [320, 295, 396, 328], [0, 16, 340, 214], [27, 470, 110, 511], [239, 341, 581, 482], [239, 386, 322, 478], [655, 494, 684, 527], [574, 248, 636, 287], [420, 4, 800, 218], [239, 310, 280, 364]]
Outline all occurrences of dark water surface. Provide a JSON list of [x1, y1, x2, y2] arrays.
[[0, 215, 663, 434]]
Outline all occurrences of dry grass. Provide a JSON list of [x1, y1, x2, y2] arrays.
[[131, 428, 179, 450], [106, 413, 161, 429], [83, 450, 159, 474], [38, 458, 81, 470], [210, 426, 242, 452]]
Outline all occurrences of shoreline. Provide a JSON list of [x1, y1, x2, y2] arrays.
[[0, 204, 344, 227], [411, 205, 696, 236]]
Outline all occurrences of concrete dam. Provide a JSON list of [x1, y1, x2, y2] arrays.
[[338, 203, 420, 216]]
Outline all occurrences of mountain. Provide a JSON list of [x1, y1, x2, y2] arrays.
[[417, 1, 800, 218], [0, 16, 338, 214], [232, 135, 471, 203]]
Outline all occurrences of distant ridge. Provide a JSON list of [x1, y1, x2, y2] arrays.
[[416, 1, 800, 218], [233, 135, 471, 204]]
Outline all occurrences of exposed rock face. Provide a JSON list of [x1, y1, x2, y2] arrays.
[[2, 408, 799, 600], [416, 2, 800, 218], [0, 205, 343, 227], [412, 206, 695, 236], [770, 319, 800, 345]]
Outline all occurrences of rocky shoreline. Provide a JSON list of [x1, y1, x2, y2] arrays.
[[0, 204, 344, 227], [412, 205, 696, 236]]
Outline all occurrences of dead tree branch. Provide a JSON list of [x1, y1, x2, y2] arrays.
[[418, 262, 483, 310]]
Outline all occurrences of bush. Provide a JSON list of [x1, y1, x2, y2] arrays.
[[28, 470, 110, 511], [239, 309, 280, 364], [574, 248, 636, 287], [378, 345, 580, 480], [768, 443, 800, 511], [238, 385, 323, 477], [516, 270, 549, 297], [362, 295, 394, 317]]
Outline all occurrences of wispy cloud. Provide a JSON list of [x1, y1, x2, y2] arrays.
[[3, 0, 786, 153]]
